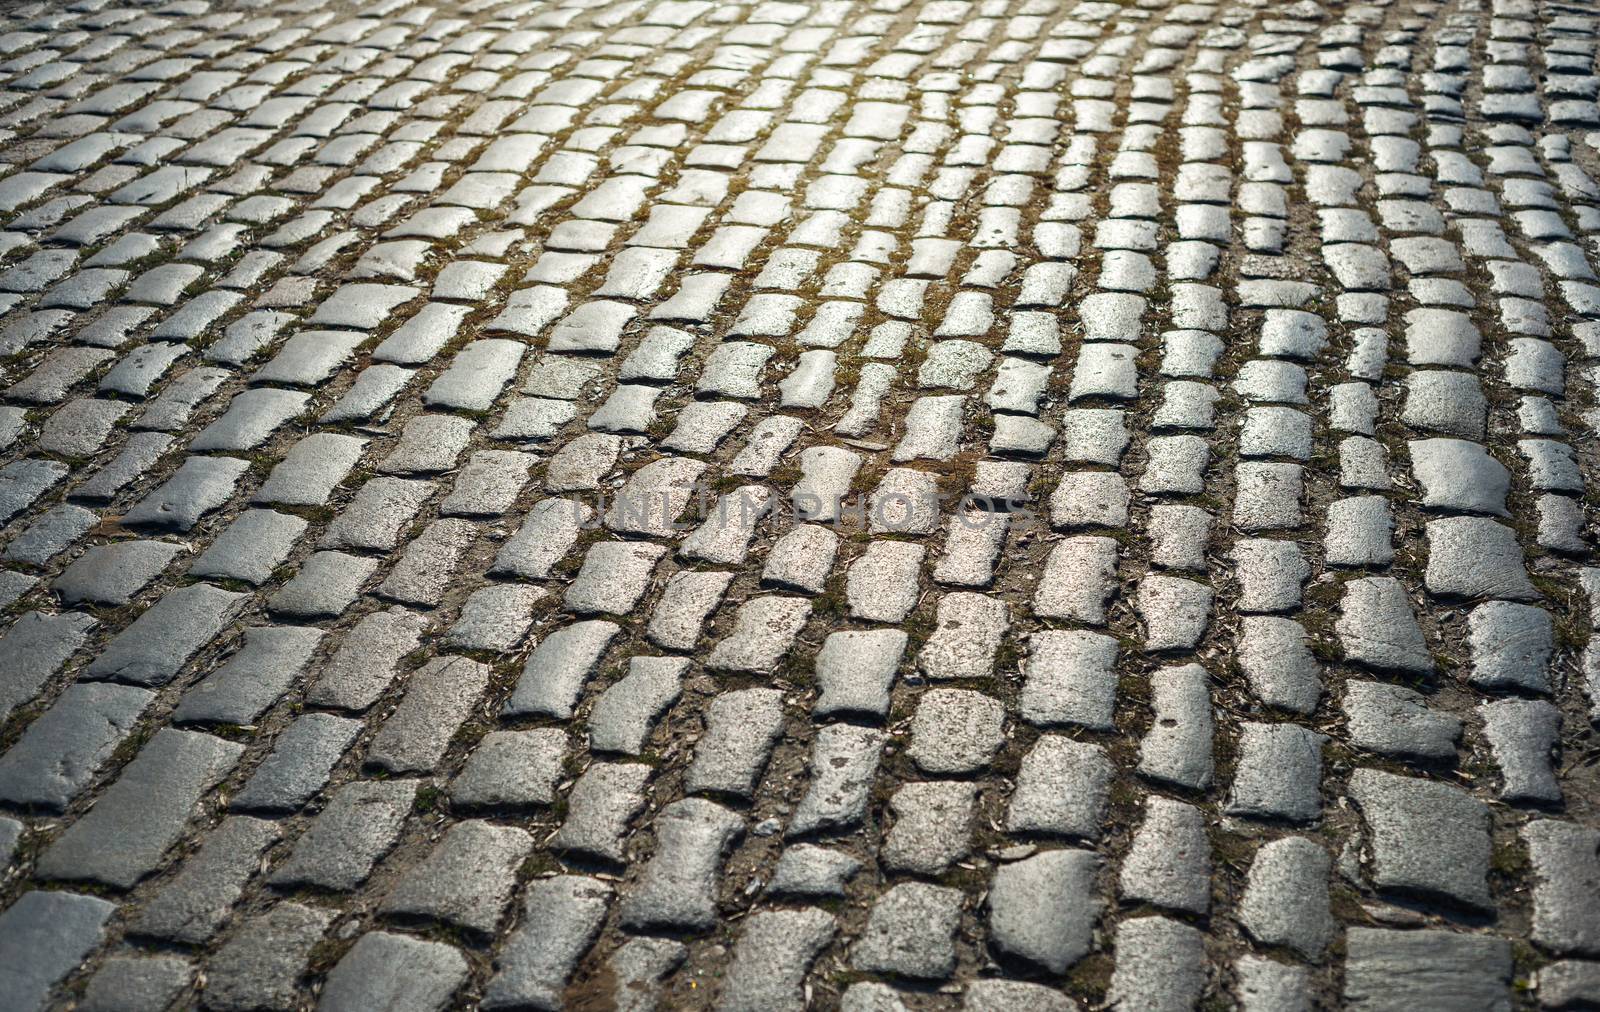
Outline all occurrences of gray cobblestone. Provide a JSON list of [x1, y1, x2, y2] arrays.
[[1344, 929, 1511, 1011], [0, 0, 1590, 1000], [131, 816, 278, 945], [0, 890, 114, 1012], [382, 820, 532, 935], [852, 882, 963, 980], [268, 779, 416, 892], [551, 762, 650, 865], [174, 625, 321, 727], [1349, 769, 1492, 912], [202, 902, 332, 1012], [319, 931, 467, 1012], [988, 848, 1099, 974], [0, 681, 151, 810], [231, 712, 362, 815], [1239, 837, 1336, 960], [367, 655, 489, 774], [484, 876, 611, 1011], [1120, 797, 1211, 915], [39, 728, 241, 888], [79, 954, 192, 1012]]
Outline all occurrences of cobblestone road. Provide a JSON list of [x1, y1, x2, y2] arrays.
[[0, 0, 1597, 1008]]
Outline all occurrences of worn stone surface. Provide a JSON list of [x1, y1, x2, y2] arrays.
[[37, 729, 242, 889], [718, 908, 836, 1012], [130, 816, 279, 945], [485, 876, 612, 1011], [1120, 798, 1211, 915], [1239, 837, 1336, 960], [1108, 916, 1207, 1012], [78, 954, 192, 1012], [366, 655, 490, 774], [1344, 929, 1512, 1011], [0, 681, 152, 811], [381, 820, 534, 936], [201, 902, 333, 1012], [883, 780, 977, 875], [319, 931, 468, 1012], [1524, 820, 1600, 958], [1349, 769, 1493, 912], [267, 780, 417, 892], [988, 848, 1100, 974], [0, 890, 114, 1012], [688, 687, 785, 802], [620, 798, 744, 932], [0, 2, 1590, 1004], [852, 882, 964, 980]]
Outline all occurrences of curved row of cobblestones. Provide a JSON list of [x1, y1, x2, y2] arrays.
[[0, 0, 1599, 1008]]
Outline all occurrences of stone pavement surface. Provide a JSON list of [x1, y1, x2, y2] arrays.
[[1, 0, 1599, 1007]]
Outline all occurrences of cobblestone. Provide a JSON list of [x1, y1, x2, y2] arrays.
[[1344, 929, 1512, 1011], [319, 931, 468, 1012], [988, 847, 1099, 973], [1349, 769, 1493, 913], [37, 728, 240, 889], [852, 882, 963, 980], [267, 779, 417, 892], [0, 0, 1594, 1005], [130, 815, 278, 945], [485, 875, 611, 1011], [381, 820, 532, 936], [201, 902, 333, 1012]]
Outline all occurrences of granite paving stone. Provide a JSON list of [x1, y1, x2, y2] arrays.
[[1344, 929, 1511, 1011], [550, 762, 652, 865], [687, 687, 786, 801], [173, 625, 322, 727], [1524, 820, 1600, 957], [1342, 681, 1462, 762], [305, 608, 429, 712], [0, 1, 1591, 1001], [0, 611, 96, 720], [0, 890, 115, 1012], [267, 551, 376, 619], [0, 681, 152, 810], [908, 688, 1006, 775], [1119, 798, 1212, 915], [188, 509, 307, 585], [1108, 916, 1207, 1012], [1226, 722, 1328, 823], [1349, 769, 1493, 912], [38, 728, 242, 888], [789, 723, 884, 838], [449, 728, 568, 811], [367, 656, 489, 774], [78, 955, 192, 1012], [504, 620, 620, 720], [484, 876, 611, 1011], [318, 932, 467, 1012], [621, 798, 744, 932], [852, 883, 964, 980], [1139, 664, 1215, 791], [130, 816, 278, 945], [230, 713, 363, 815], [1239, 837, 1336, 960], [1479, 699, 1563, 804], [201, 902, 333, 1012], [380, 820, 533, 935], [988, 848, 1100, 973], [121, 454, 248, 531], [267, 779, 417, 892], [717, 908, 836, 1012], [609, 938, 687, 1012]]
